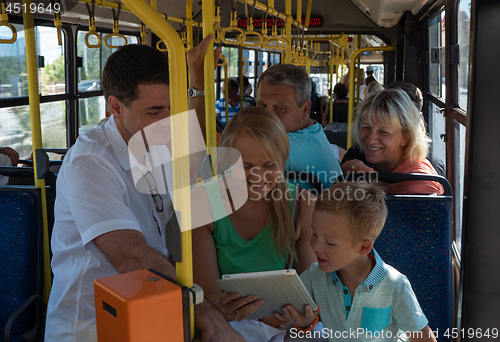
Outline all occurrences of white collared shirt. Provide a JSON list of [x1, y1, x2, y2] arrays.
[[45, 116, 172, 341]]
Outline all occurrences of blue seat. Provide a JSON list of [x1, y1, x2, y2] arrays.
[[375, 196, 453, 342], [0, 170, 47, 342], [335, 173, 453, 340]]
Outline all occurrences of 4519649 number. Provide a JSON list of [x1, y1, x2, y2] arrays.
[[443, 328, 498, 339], [6, 2, 60, 14]]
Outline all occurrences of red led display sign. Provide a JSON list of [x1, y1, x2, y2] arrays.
[[237, 17, 322, 28]]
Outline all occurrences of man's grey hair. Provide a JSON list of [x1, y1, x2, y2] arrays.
[[257, 64, 311, 107]]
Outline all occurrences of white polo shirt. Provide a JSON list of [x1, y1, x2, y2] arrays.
[[45, 116, 172, 342], [299, 249, 428, 342]]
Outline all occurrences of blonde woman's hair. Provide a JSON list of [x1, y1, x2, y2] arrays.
[[315, 181, 387, 244], [220, 107, 296, 262], [352, 88, 431, 162]]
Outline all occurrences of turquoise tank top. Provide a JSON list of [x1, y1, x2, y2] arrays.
[[206, 183, 298, 276]]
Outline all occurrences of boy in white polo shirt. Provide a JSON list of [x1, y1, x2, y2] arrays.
[[275, 181, 437, 342]]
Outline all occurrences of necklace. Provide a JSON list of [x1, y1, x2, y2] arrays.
[[238, 210, 255, 239]]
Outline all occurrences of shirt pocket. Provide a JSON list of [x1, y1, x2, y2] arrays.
[[360, 306, 392, 333]]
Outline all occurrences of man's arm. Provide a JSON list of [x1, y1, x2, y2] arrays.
[[93, 229, 176, 277], [186, 34, 222, 142]]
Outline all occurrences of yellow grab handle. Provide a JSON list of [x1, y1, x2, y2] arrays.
[[104, 2, 127, 49], [104, 33, 127, 48], [218, 54, 227, 67], [0, 21, 17, 44], [241, 31, 263, 48], [222, 10, 245, 45], [214, 24, 222, 44], [221, 26, 245, 45], [262, 36, 287, 50], [156, 40, 168, 51], [85, 31, 101, 48]]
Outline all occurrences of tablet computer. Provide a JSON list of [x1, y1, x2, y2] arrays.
[[216, 269, 317, 320]]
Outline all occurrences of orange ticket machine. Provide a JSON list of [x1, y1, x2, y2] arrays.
[[94, 269, 190, 341]]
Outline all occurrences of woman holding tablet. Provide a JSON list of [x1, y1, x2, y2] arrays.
[[193, 107, 318, 341]]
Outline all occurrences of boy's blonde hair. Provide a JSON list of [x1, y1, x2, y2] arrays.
[[315, 181, 388, 245]]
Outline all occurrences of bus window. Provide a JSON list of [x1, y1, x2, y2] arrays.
[[428, 101, 447, 170], [0, 101, 67, 159], [428, 10, 446, 99], [38, 26, 66, 96], [0, 23, 28, 98], [458, 0, 471, 111]]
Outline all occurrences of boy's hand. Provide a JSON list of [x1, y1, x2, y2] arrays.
[[274, 304, 321, 328], [216, 292, 264, 321]]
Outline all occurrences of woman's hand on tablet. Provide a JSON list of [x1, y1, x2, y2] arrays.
[[274, 304, 321, 328], [216, 292, 264, 321]]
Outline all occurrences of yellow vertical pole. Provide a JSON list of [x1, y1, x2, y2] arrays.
[[329, 43, 334, 123], [202, 0, 216, 154], [120, 0, 193, 337], [355, 35, 360, 106], [22, 0, 51, 304], [238, 46, 244, 109], [284, 0, 292, 63], [224, 62, 230, 124]]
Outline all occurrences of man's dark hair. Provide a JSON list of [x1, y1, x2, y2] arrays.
[[386, 81, 423, 111], [333, 82, 348, 99], [102, 44, 169, 108], [228, 78, 239, 92]]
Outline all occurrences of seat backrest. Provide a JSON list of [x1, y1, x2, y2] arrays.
[[375, 197, 453, 341], [0, 186, 44, 342]]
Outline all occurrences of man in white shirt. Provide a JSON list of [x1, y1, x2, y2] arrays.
[[45, 35, 245, 342]]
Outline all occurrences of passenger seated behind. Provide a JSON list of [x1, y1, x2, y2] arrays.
[[322, 83, 349, 125], [256, 64, 343, 190], [276, 181, 438, 342], [343, 88, 444, 194], [193, 107, 317, 342], [236, 75, 256, 106], [0, 146, 20, 185], [216, 78, 253, 125]]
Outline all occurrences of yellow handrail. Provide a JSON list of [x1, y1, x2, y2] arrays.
[[0, 2, 17, 44], [84, 0, 101, 48], [221, 11, 245, 45], [347, 45, 395, 148], [22, 0, 51, 303], [103, 2, 128, 49]]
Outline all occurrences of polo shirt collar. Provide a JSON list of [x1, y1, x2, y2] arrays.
[[328, 248, 387, 292], [104, 116, 132, 171]]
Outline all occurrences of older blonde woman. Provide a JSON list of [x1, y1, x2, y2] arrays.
[[349, 88, 444, 195]]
